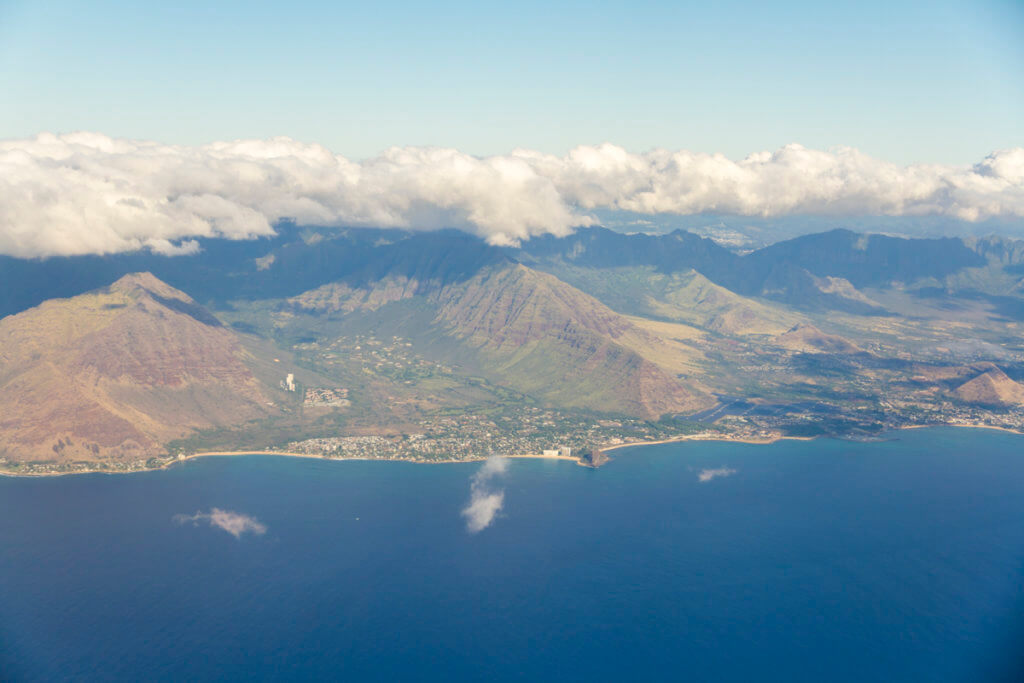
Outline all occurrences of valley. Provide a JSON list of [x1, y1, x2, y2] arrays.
[[3, 225, 1024, 475]]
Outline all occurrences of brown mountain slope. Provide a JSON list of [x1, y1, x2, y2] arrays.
[[774, 324, 862, 354], [0, 273, 275, 463], [293, 263, 712, 418], [435, 265, 711, 418], [954, 365, 1024, 406], [434, 265, 630, 348]]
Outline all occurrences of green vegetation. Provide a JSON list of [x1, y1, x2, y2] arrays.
[[5, 226, 1024, 475]]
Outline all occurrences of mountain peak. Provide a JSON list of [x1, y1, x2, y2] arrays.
[[107, 272, 223, 327], [109, 272, 191, 301]]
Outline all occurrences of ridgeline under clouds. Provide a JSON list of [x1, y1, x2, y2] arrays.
[[2, 132, 1023, 259]]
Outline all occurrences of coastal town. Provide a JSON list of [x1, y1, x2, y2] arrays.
[[5, 396, 1023, 476]]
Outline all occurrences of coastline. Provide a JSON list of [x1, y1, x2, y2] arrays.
[[898, 423, 1024, 436], [2, 422, 1021, 478], [599, 422, 1024, 455], [596, 432, 815, 454], [0, 448, 583, 478]]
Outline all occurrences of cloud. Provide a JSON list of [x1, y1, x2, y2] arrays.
[[0, 133, 583, 258], [174, 507, 267, 538], [461, 457, 510, 533], [523, 143, 1024, 221], [1, 132, 1023, 258], [698, 467, 736, 483]]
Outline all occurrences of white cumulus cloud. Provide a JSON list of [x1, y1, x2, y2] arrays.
[[461, 457, 510, 533], [1, 132, 1022, 258], [522, 143, 1024, 221], [698, 467, 737, 483], [0, 133, 583, 258], [174, 507, 268, 538]]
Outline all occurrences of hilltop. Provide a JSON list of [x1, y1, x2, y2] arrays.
[[954, 365, 1024, 406], [0, 274, 275, 462]]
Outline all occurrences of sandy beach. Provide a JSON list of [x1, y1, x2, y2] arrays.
[[598, 422, 1024, 456], [596, 432, 816, 453], [0, 448, 581, 477]]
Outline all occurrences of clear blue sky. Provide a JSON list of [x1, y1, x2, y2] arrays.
[[0, 0, 1021, 163]]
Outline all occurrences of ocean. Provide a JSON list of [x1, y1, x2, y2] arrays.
[[2, 427, 1023, 681]]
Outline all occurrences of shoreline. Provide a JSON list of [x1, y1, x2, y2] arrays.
[[2, 423, 1021, 478], [596, 432, 816, 453], [898, 423, 1024, 436], [597, 422, 1024, 455], [0, 449, 583, 478]]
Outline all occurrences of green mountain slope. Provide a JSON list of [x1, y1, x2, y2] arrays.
[[292, 262, 712, 418], [519, 264, 800, 336]]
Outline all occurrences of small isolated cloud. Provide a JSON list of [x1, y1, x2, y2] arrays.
[[698, 467, 737, 483], [174, 507, 267, 538], [461, 457, 510, 533]]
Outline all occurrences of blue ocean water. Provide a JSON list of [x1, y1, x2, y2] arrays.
[[2, 427, 1024, 682]]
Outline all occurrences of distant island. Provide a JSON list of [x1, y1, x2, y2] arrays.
[[2, 226, 1023, 476]]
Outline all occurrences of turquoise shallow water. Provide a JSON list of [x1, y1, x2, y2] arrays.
[[2, 427, 1024, 681]]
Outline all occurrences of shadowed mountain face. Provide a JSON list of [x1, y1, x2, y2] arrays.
[[0, 227, 507, 319], [516, 227, 990, 313], [0, 224, 1003, 320], [735, 229, 987, 291], [513, 226, 741, 281], [0, 274, 274, 462]]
